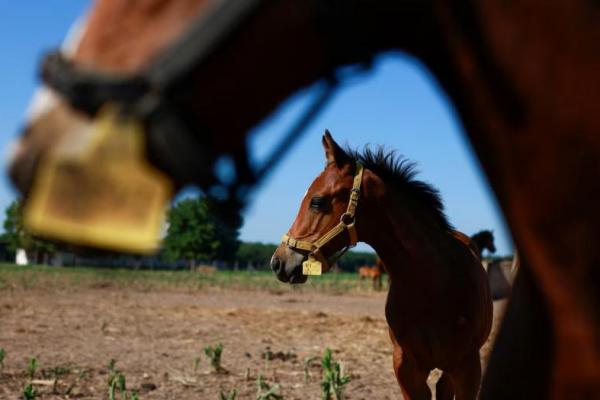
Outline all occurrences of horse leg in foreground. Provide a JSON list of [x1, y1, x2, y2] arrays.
[[271, 132, 492, 399], [390, 333, 431, 399]]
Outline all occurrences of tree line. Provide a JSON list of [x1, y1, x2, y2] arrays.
[[1, 198, 377, 271], [235, 242, 376, 271]]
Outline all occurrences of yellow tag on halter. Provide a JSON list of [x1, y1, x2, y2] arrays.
[[24, 106, 172, 253], [302, 257, 322, 276]]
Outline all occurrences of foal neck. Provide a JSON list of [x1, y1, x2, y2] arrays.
[[359, 182, 452, 283]]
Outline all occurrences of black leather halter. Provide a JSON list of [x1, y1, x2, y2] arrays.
[[37, 0, 376, 224], [42, 0, 266, 117]]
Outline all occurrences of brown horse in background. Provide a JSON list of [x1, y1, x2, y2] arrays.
[[272, 132, 492, 399], [8, 1, 600, 397], [469, 230, 496, 260], [358, 258, 386, 290]]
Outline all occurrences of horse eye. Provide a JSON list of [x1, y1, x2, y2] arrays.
[[309, 196, 330, 211]]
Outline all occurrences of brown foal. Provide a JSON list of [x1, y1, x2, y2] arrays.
[[271, 132, 492, 399]]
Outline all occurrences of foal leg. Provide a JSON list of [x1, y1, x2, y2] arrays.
[[449, 352, 481, 400], [391, 343, 431, 400], [435, 372, 454, 400]]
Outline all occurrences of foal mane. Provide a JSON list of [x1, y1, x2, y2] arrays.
[[345, 146, 453, 232]]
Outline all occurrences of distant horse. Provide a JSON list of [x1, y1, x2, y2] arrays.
[[469, 230, 496, 259], [455, 229, 511, 300], [466, 230, 516, 301], [358, 258, 385, 290], [272, 133, 492, 399]]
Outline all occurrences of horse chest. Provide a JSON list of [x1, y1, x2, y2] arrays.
[[384, 290, 469, 352]]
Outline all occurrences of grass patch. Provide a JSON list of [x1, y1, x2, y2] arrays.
[[0, 263, 374, 294]]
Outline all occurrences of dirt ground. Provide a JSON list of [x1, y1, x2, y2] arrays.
[[0, 286, 506, 399]]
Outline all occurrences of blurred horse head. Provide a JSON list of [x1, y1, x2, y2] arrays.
[[9, 0, 215, 195]]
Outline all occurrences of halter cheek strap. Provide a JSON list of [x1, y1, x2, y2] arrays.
[[281, 163, 364, 274]]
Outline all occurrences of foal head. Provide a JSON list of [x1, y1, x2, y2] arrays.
[[270, 131, 363, 284]]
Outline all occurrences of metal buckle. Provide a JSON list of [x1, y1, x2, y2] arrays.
[[340, 212, 355, 226]]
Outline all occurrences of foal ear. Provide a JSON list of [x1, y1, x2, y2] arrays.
[[322, 130, 350, 167]]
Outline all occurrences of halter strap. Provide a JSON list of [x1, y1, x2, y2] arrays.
[[41, 0, 266, 115], [281, 163, 364, 271]]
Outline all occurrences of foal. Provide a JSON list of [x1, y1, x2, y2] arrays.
[[358, 258, 386, 290], [271, 132, 492, 400]]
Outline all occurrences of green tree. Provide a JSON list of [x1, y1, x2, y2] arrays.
[[235, 242, 277, 270], [163, 197, 240, 270], [233, 241, 376, 272], [336, 251, 377, 272], [2, 200, 56, 264]]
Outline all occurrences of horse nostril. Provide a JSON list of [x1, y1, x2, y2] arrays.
[[271, 256, 283, 274]]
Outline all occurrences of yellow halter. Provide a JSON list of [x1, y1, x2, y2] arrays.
[[281, 163, 364, 275]]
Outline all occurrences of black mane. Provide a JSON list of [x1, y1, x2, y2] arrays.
[[345, 145, 453, 232]]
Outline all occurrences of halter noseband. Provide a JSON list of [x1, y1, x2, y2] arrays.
[[281, 163, 364, 275]]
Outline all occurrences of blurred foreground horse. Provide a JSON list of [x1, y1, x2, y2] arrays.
[[8, 0, 600, 397]]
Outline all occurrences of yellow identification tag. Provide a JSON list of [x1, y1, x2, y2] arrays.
[[24, 106, 172, 253], [302, 258, 322, 276]]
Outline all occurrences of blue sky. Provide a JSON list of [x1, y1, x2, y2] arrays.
[[0, 2, 513, 255]]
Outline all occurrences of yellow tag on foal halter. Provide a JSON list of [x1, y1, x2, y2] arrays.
[[302, 257, 322, 276], [24, 106, 172, 253]]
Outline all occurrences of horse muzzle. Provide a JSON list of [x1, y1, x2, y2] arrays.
[[270, 246, 308, 284]]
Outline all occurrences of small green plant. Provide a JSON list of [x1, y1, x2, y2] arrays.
[[204, 343, 227, 373], [23, 383, 38, 400], [219, 389, 237, 400], [320, 348, 350, 400], [303, 356, 317, 383], [106, 360, 132, 400], [256, 374, 283, 400], [131, 391, 139, 400], [108, 378, 117, 400], [118, 373, 127, 394], [107, 359, 119, 387], [0, 348, 5, 369], [193, 356, 201, 374], [27, 357, 38, 380], [108, 372, 130, 400]]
